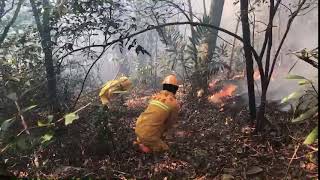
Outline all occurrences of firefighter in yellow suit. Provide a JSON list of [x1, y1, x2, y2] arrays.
[[99, 76, 132, 106], [135, 74, 180, 153]]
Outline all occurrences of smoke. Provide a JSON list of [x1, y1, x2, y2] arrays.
[[84, 0, 318, 99], [191, 0, 318, 104]]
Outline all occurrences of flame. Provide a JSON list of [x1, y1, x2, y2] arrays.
[[208, 79, 219, 89], [208, 84, 237, 104], [254, 69, 277, 81], [232, 74, 245, 80], [254, 69, 261, 80]]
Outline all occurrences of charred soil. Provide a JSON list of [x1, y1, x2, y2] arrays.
[[3, 88, 318, 179]]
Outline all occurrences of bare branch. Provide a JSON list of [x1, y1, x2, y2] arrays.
[[268, 0, 308, 83], [57, 21, 259, 63], [258, 0, 281, 64], [29, 0, 43, 35], [159, 0, 191, 22], [280, 2, 293, 14], [0, 0, 16, 21], [264, 0, 274, 77], [0, 0, 24, 47], [71, 46, 109, 110], [14, 100, 30, 135]]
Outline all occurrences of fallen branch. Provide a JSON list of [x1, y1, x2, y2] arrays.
[[16, 102, 92, 137], [14, 100, 30, 135], [284, 143, 301, 179]]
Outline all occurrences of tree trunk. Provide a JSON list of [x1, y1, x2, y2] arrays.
[[203, 0, 207, 16], [30, 0, 58, 112], [192, 0, 225, 94], [187, 0, 196, 37], [154, 34, 158, 88], [188, 0, 203, 92], [42, 0, 58, 112], [207, 0, 225, 60], [227, 18, 240, 78], [240, 0, 256, 121], [256, 84, 267, 131]]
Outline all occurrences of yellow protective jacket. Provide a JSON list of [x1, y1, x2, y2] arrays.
[[135, 90, 180, 152], [99, 76, 132, 105]]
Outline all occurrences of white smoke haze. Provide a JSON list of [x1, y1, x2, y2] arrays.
[[60, 0, 317, 102], [190, 0, 318, 103]]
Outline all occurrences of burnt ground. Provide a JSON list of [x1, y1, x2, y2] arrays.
[[3, 87, 318, 179]]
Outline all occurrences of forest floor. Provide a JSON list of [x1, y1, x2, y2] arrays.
[[5, 86, 318, 179]]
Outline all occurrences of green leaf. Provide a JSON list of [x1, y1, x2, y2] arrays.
[[0, 117, 16, 131], [22, 105, 37, 112], [41, 132, 54, 144], [281, 92, 302, 104], [64, 113, 79, 126], [37, 120, 46, 127], [37, 119, 53, 127], [303, 127, 318, 145], [286, 74, 307, 80], [292, 106, 318, 123], [25, 81, 31, 86], [298, 79, 311, 86], [16, 137, 28, 150], [48, 115, 54, 122], [6, 92, 17, 101], [8, 76, 20, 82]]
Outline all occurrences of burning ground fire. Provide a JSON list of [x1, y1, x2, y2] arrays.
[[208, 84, 238, 104]]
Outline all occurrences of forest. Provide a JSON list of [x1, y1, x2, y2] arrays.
[[0, 0, 318, 179]]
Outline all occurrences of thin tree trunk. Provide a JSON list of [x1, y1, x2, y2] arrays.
[[187, 0, 196, 37], [207, 0, 225, 60], [188, 0, 201, 91], [240, 0, 256, 121], [256, 86, 267, 131], [203, 0, 207, 16], [227, 18, 240, 78], [154, 34, 158, 88]]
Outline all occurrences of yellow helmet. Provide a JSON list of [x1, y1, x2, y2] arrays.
[[162, 74, 178, 86], [118, 76, 132, 89]]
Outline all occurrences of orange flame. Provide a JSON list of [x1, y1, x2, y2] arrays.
[[208, 84, 237, 104], [254, 69, 277, 81], [254, 69, 261, 80], [208, 79, 219, 89]]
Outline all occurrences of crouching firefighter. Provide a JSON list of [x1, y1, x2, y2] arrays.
[[134, 74, 180, 153]]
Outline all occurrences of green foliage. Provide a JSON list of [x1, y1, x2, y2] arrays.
[[292, 106, 318, 123], [281, 92, 302, 104], [282, 48, 318, 145], [157, 15, 228, 82], [0, 117, 16, 132], [304, 127, 318, 145], [1, 26, 46, 118], [22, 105, 38, 113], [286, 74, 308, 80], [40, 131, 54, 144], [6, 92, 17, 101], [37, 116, 53, 127], [64, 112, 79, 126]]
